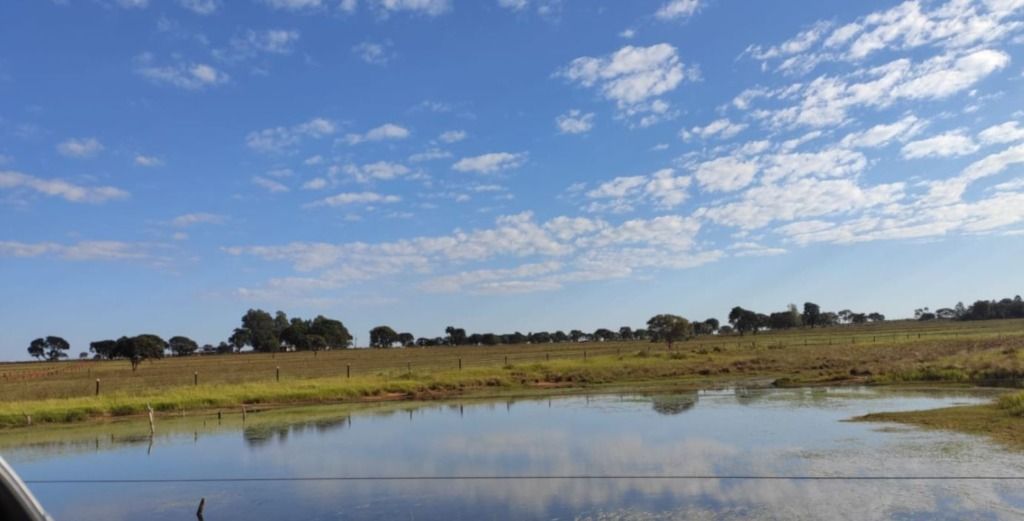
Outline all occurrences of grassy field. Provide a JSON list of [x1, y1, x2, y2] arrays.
[[2, 318, 1023, 431]]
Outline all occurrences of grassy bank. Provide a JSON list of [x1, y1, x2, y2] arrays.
[[2, 318, 1023, 430], [0, 355, 735, 427], [856, 389, 1024, 448]]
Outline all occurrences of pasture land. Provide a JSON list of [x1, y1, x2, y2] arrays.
[[1, 319, 1023, 430]]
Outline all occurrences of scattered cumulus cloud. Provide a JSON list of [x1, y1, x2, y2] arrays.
[[453, 152, 527, 174], [556, 110, 596, 134], [352, 41, 394, 65], [344, 123, 410, 145], [901, 130, 980, 159], [654, 0, 700, 21], [134, 154, 164, 167], [681, 118, 747, 140], [179, 0, 219, 15], [559, 44, 697, 126], [0, 170, 128, 203], [252, 176, 290, 193], [171, 212, 225, 227], [134, 53, 229, 90], [246, 117, 336, 153], [56, 137, 104, 158], [311, 191, 402, 207]]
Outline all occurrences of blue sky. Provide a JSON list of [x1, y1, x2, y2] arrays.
[[2, 0, 1024, 357]]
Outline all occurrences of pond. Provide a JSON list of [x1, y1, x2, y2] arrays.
[[3, 387, 1023, 520]]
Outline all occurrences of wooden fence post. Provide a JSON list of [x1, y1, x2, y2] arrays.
[[347, 364, 351, 378], [95, 378, 100, 396], [458, 358, 462, 370], [194, 372, 198, 386], [276, 366, 280, 382]]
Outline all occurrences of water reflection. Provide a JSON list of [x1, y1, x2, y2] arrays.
[[3, 388, 1022, 520]]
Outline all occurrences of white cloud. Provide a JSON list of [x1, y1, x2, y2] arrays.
[[263, 0, 324, 10], [730, 242, 788, 257], [246, 117, 336, 153], [0, 170, 128, 203], [374, 0, 450, 16], [134, 154, 164, 167], [302, 178, 329, 190], [654, 0, 699, 21], [352, 41, 394, 65], [134, 54, 229, 90], [343, 123, 410, 145], [342, 161, 412, 182], [979, 121, 1024, 145], [179, 0, 219, 15], [746, 0, 1024, 74], [839, 115, 927, 148], [620, 29, 636, 39], [171, 212, 225, 227], [559, 44, 694, 124], [761, 148, 867, 184], [312, 191, 402, 206], [0, 241, 149, 261], [252, 176, 290, 193], [681, 118, 747, 140], [497, 0, 528, 11], [584, 169, 691, 213], [56, 137, 103, 158], [438, 130, 467, 143], [453, 152, 527, 174], [556, 110, 595, 134], [409, 148, 452, 162], [116, 0, 149, 8], [217, 29, 300, 62], [693, 156, 759, 192], [701, 178, 905, 230], [901, 130, 980, 159], [754, 49, 1009, 129]]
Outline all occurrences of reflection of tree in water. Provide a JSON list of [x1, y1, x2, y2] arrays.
[[244, 415, 350, 447], [650, 393, 698, 415], [733, 387, 767, 406]]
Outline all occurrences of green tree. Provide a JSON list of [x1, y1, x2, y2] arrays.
[[308, 315, 351, 349], [370, 326, 399, 348], [168, 336, 198, 356], [28, 336, 70, 361], [445, 326, 467, 346], [802, 302, 821, 328], [89, 339, 117, 359], [232, 309, 280, 352], [645, 314, 691, 349], [27, 338, 46, 360], [397, 332, 415, 347]]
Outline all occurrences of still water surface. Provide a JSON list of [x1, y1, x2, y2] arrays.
[[3, 388, 1024, 520]]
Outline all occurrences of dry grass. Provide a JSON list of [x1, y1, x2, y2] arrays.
[[2, 318, 1022, 428]]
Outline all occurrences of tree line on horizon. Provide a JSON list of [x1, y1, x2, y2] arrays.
[[23, 295, 1022, 362]]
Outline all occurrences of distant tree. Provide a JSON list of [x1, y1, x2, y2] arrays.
[[634, 328, 649, 340], [728, 307, 760, 336], [168, 336, 198, 356], [116, 334, 166, 370], [370, 326, 399, 348], [79, 352, 89, 359], [569, 330, 584, 342], [768, 311, 798, 330], [200, 344, 215, 355], [850, 313, 868, 324], [618, 327, 634, 341], [281, 318, 310, 350], [838, 309, 853, 324], [819, 312, 839, 327], [646, 314, 691, 349], [89, 339, 117, 359], [802, 302, 821, 328], [530, 331, 552, 344], [867, 312, 886, 322], [27, 336, 70, 361], [216, 341, 233, 354], [593, 328, 615, 342], [703, 318, 720, 333], [918, 312, 936, 321], [552, 330, 568, 343], [481, 333, 499, 346], [397, 332, 415, 347], [445, 326, 467, 346], [309, 315, 351, 349], [718, 325, 734, 335], [231, 309, 279, 352]]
